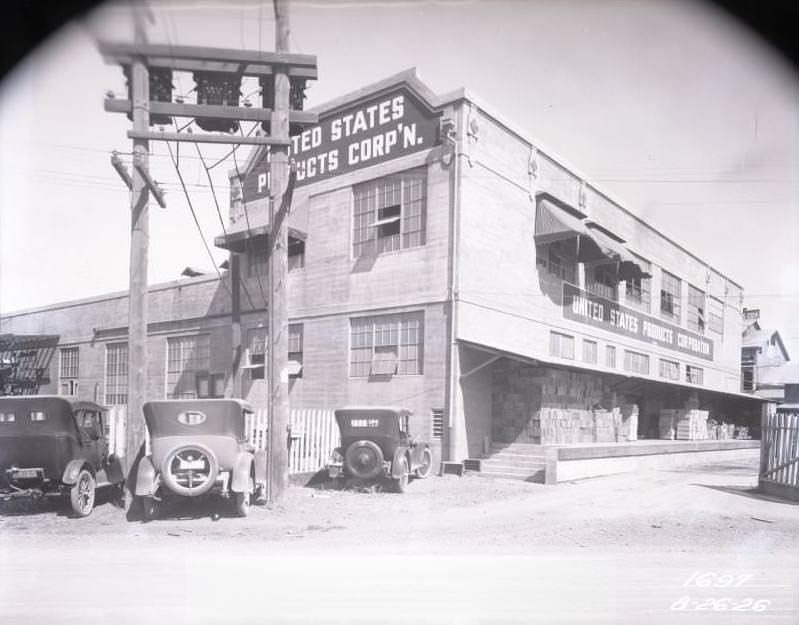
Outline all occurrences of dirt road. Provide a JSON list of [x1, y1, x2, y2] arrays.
[[1, 458, 796, 624]]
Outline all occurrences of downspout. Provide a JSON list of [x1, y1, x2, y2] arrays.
[[445, 105, 463, 463]]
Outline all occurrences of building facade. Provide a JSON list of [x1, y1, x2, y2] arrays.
[[0, 70, 758, 467]]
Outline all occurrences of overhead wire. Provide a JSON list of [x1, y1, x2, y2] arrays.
[[165, 141, 232, 297]]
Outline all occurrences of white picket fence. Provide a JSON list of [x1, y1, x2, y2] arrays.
[[107, 406, 339, 475]]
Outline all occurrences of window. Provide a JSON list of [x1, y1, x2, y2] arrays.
[[288, 239, 305, 272], [686, 365, 704, 385], [432, 409, 444, 440], [166, 335, 211, 399], [246, 327, 267, 380], [625, 256, 651, 312], [606, 345, 616, 368], [687, 285, 706, 334], [30, 411, 47, 422], [660, 270, 681, 322], [549, 332, 575, 360], [659, 359, 679, 381], [624, 350, 650, 375], [248, 244, 268, 277], [582, 340, 597, 364], [105, 342, 128, 406], [536, 238, 577, 283], [59, 346, 79, 397], [349, 312, 424, 377], [0, 412, 15, 423], [288, 323, 303, 377], [708, 297, 724, 335], [587, 263, 618, 301], [352, 170, 426, 257]]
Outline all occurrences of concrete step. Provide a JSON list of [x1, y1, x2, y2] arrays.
[[491, 442, 546, 453], [481, 458, 546, 471], [475, 469, 545, 483], [488, 450, 547, 461]]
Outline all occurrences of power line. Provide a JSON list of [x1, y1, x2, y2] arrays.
[[165, 141, 232, 298]]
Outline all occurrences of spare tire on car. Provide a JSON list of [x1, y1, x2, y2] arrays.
[[344, 440, 384, 480]]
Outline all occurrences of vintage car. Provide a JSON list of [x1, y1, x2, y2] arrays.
[[134, 399, 266, 520], [327, 406, 433, 493], [0, 395, 124, 517]]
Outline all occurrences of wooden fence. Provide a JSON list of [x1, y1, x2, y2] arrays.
[[759, 411, 799, 501], [108, 406, 339, 475]]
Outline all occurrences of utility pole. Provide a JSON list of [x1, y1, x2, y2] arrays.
[[125, 6, 150, 505], [267, 0, 291, 504]]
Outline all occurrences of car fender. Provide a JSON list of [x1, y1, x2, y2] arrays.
[[134, 456, 159, 497], [254, 450, 267, 488], [62, 459, 94, 485], [390, 446, 410, 479], [231, 452, 255, 493], [410, 442, 430, 471]]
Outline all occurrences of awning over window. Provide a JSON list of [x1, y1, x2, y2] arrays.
[[534, 194, 650, 281], [534, 196, 590, 244]]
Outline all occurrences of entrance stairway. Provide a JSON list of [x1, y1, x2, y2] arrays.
[[475, 442, 547, 483]]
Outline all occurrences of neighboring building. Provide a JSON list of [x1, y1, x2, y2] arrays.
[[0, 69, 762, 467], [741, 312, 791, 400]]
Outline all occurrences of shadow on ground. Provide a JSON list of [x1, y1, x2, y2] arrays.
[[692, 482, 799, 506], [0, 485, 122, 518]]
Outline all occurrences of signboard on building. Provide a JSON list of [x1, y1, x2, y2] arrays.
[[562, 283, 714, 361], [241, 88, 442, 202]]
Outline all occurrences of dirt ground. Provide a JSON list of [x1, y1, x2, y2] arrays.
[[1, 457, 797, 624]]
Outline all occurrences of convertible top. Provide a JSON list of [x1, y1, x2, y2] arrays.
[[144, 399, 254, 440]]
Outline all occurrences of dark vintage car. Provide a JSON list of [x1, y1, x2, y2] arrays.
[[327, 407, 433, 493], [0, 395, 125, 517], [134, 399, 266, 520]]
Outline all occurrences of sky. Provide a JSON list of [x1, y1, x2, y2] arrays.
[[0, 0, 797, 355]]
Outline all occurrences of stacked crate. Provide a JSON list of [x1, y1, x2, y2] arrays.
[[659, 409, 709, 440]]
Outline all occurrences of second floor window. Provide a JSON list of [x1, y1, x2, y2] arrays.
[[288, 239, 305, 272], [687, 285, 706, 334], [535, 238, 577, 283], [624, 350, 650, 375], [549, 331, 575, 360], [587, 263, 618, 301], [582, 340, 597, 364], [352, 170, 426, 257], [708, 297, 724, 335], [660, 270, 681, 322]]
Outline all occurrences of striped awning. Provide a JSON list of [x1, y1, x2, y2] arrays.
[[534, 196, 590, 244]]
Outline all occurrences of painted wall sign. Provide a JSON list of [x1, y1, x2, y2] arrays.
[[241, 88, 442, 201], [562, 282, 714, 361]]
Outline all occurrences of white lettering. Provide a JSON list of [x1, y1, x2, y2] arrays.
[[257, 173, 268, 194], [391, 95, 404, 120]]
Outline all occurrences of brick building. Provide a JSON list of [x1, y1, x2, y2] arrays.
[[0, 70, 761, 469]]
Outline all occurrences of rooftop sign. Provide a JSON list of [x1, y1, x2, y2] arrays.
[[562, 283, 714, 362], [241, 87, 442, 201]]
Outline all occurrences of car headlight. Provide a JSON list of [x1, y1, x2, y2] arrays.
[[329, 449, 343, 464]]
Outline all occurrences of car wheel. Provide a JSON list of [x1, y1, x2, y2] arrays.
[[161, 444, 219, 497], [415, 448, 433, 479], [233, 480, 252, 518], [141, 496, 160, 522], [393, 456, 409, 494], [344, 440, 384, 480], [69, 469, 96, 517]]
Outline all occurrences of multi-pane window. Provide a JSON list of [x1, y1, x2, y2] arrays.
[[105, 342, 128, 406], [288, 239, 305, 272], [166, 334, 211, 399], [582, 340, 597, 364], [624, 350, 650, 375], [686, 365, 704, 385], [246, 327, 267, 380], [248, 244, 268, 277], [587, 263, 618, 301], [59, 347, 79, 396], [349, 312, 424, 377], [288, 323, 303, 377], [625, 256, 651, 312], [708, 297, 724, 335], [535, 238, 577, 283], [606, 345, 616, 368], [687, 285, 706, 334], [431, 408, 444, 440], [660, 270, 681, 322], [659, 359, 679, 381], [549, 332, 575, 360], [352, 169, 426, 257]]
